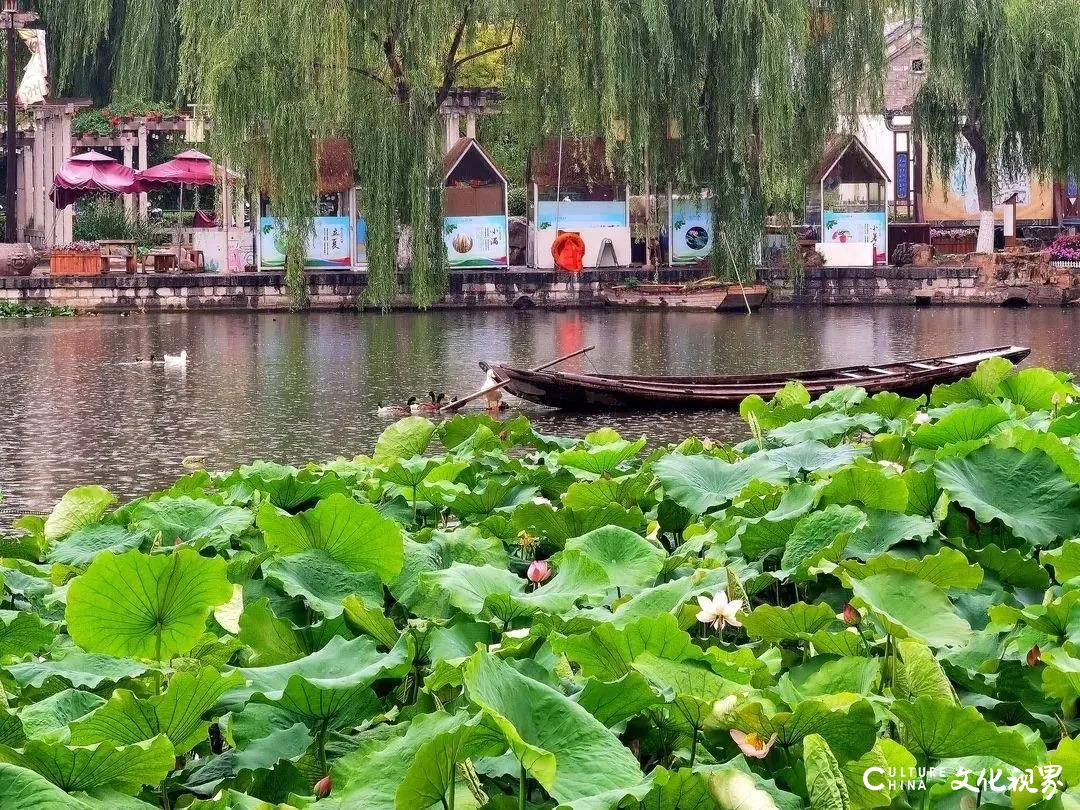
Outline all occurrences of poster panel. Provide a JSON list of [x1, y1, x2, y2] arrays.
[[444, 215, 508, 268], [259, 216, 351, 269]]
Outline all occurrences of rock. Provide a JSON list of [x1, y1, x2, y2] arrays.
[[0, 243, 35, 276]]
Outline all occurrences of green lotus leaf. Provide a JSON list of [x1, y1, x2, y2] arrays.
[[440, 480, 538, 518], [437, 413, 507, 449], [992, 426, 1080, 483], [841, 739, 916, 809], [48, 524, 145, 566], [257, 493, 404, 580], [843, 509, 937, 559], [0, 611, 54, 659], [341, 595, 400, 649], [1050, 406, 1080, 438], [732, 697, 877, 761], [891, 696, 1036, 768], [908, 403, 1011, 449], [935, 446, 1080, 545], [372, 416, 436, 462], [236, 596, 308, 666], [130, 497, 253, 550], [930, 356, 1014, 406], [508, 551, 610, 615], [741, 602, 837, 642], [893, 639, 955, 703], [766, 441, 865, 475], [768, 412, 884, 446], [803, 734, 849, 810], [512, 501, 644, 548], [635, 766, 717, 810], [970, 543, 1050, 590], [707, 766, 803, 810], [739, 515, 799, 560], [0, 762, 105, 810], [562, 473, 650, 509], [17, 690, 105, 741], [820, 459, 907, 512], [66, 548, 232, 661], [1050, 736, 1080, 788], [0, 735, 174, 794], [857, 390, 924, 421], [4, 651, 150, 690], [263, 551, 383, 617], [224, 461, 349, 509], [997, 367, 1077, 412], [654, 453, 789, 515], [180, 706, 312, 794], [850, 572, 971, 648], [43, 485, 116, 543], [0, 709, 24, 746], [1044, 540, 1080, 584], [552, 613, 700, 680], [464, 652, 643, 804], [331, 709, 507, 810], [807, 629, 865, 657], [632, 653, 746, 730], [560, 525, 665, 589], [69, 667, 244, 753], [1042, 650, 1080, 712], [559, 436, 647, 475], [840, 547, 983, 589], [781, 504, 867, 577], [575, 672, 661, 727], [379, 456, 440, 488], [420, 562, 525, 618], [778, 657, 881, 704]]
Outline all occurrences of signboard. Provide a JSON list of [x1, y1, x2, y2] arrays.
[[822, 210, 887, 264], [895, 153, 910, 199], [355, 217, 368, 265], [259, 216, 351, 269], [536, 200, 626, 229], [670, 197, 712, 264], [444, 215, 508, 268]]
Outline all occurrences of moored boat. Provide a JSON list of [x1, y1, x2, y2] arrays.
[[603, 281, 768, 312], [480, 345, 1031, 410]]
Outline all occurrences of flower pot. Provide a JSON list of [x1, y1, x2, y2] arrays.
[[51, 250, 101, 276]]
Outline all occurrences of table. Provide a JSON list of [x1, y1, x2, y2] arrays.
[[99, 239, 138, 274]]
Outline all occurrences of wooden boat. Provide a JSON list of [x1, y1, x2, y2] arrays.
[[480, 345, 1031, 410], [603, 281, 768, 312]]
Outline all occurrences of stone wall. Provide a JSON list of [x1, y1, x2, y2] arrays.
[[0, 267, 704, 312], [760, 259, 1080, 306]]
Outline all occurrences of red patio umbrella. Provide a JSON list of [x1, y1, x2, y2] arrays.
[[137, 150, 232, 265], [49, 151, 141, 210]]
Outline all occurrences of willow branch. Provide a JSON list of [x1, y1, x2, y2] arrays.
[[453, 21, 516, 70], [433, 1, 475, 109]]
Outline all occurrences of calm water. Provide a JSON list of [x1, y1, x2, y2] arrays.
[[1, 306, 1078, 518]]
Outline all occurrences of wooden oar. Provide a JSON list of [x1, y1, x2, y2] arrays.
[[439, 345, 596, 413]]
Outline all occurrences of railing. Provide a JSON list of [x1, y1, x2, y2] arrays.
[[1050, 260, 1080, 269]]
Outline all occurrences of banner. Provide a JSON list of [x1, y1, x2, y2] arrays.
[[17, 30, 48, 107], [355, 216, 368, 265], [444, 215, 508, 268], [671, 197, 712, 264], [536, 200, 626, 229], [822, 210, 887, 264], [259, 216, 351, 269]]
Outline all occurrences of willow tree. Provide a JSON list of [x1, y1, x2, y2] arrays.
[[915, 0, 1080, 253], [171, 0, 882, 306]]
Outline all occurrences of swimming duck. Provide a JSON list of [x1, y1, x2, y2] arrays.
[[164, 349, 188, 368], [377, 397, 415, 418], [412, 391, 442, 415]]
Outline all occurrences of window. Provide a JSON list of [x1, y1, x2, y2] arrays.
[[911, 58, 925, 73]]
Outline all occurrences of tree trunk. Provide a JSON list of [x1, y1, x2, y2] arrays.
[[966, 127, 995, 254]]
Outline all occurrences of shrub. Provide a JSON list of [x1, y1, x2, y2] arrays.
[[73, 197, 161, 250], [1049, 233, 1080, 261]]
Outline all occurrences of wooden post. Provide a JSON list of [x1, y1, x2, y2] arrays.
[[41, 112, 54, 245], [1003, 193, 1018, 248], [58, 105, 73, 244], [32, 109, 43, 243], [5, 9, 16, 243], [122, 141, 135, 218], [16, 136, 29, 239]]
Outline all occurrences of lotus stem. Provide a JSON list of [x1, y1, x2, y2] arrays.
[[519, 764, 527, 810], [689, 727, 700, 768]]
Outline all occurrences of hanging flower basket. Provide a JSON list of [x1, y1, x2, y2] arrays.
[[51, 242, 102, 276]]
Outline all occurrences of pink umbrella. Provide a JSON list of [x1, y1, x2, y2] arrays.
[[49, 151, 141, 210], [137, 150, 233, 265]]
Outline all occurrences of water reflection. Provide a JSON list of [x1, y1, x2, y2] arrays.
[[2, 306, 1077, 517]]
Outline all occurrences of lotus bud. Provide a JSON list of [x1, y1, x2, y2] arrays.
[[842, 602, 861, 626], [913, 411, 931, 425], [1026, 645, 1042, 667], [314, 774, 332, 799], [712, 694, 738, 723], [527, 559, 552, 584]]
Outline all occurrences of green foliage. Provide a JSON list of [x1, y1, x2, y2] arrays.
[[73, 197, 161, 250], [0, 360, 1076, 807]]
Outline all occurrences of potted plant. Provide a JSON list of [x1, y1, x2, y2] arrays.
[[50, 241, 101, 276]]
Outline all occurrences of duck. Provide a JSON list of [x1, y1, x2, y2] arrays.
[[377, 397, 415, 418], [164, 350, 188, 368], [412, 391, 443, 416]]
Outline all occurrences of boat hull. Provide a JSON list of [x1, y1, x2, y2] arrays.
[[603, 282, 768, 312], [481, 346, 1031, 411]]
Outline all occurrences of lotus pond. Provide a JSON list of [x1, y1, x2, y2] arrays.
[[3, 357, 1080, 809]]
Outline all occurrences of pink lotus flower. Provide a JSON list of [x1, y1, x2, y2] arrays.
[[314, 774, 332, 799], [842, 603, 861, 626], [1027, 645, 1042, 667], [527, 559, 552, 584], [696, 591, 742, 632], [730, 729, 778, 759]]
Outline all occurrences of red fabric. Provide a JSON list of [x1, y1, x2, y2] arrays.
[[191, 210, 218, 228], [137, 150, 221, 188], [49, 151, 140, 210], [552, 231, 585, 272]]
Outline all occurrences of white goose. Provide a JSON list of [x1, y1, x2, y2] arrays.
[[164, 350, 188, 368]]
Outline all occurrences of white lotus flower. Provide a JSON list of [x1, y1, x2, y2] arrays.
[[696, 591, 743, 631], [877, 459, 904, 473], [730, 729, 778, 759], [913, 412, 931, 425], [712, 695, 738, 722]]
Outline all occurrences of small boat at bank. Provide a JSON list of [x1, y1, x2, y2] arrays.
[[603, 280, 768, 312], [480, 345, 1031, 410]]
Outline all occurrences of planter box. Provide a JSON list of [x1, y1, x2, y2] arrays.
[[931, 235, 977, 255], [51, 250, 101, 276]]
